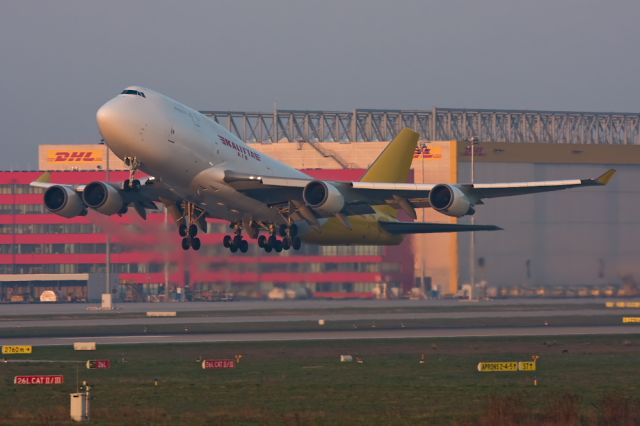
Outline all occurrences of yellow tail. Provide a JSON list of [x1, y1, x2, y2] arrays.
[[360, 128, 419, 218]]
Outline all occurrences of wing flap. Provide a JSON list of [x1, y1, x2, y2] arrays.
[[380, 221, 502, 234]]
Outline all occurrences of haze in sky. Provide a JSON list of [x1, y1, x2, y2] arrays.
[[1, 0, 639, 169]]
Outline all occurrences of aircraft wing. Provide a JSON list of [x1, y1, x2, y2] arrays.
[[224, 169, 615, 219], [30, 172, 173, 219], [379, 221, 502, 234]]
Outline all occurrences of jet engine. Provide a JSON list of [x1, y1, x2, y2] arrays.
[[82, 181, 126, 215], [428, 184, 474, 217], [302, 181, 345, 215], [43, 185, 86, 218]]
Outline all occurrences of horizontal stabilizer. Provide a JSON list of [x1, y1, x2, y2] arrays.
[[379, 221, 502, 234]]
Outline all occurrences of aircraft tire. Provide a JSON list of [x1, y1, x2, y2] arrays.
[[188, 224, 198, 237], [257, 235, 266, 248], [278, 224, 287, 237], [268, 235, 277, 246], [239, 239, 249, 253], [282, 237, 291, 250], [274, 240, 283, 252], [223, 235, 231, 248], [292, 236, 301, 250], [179, 224, 187, 237], [264, 243, 272, 253], [229, 243, 238, 253], [191, 237, 201, 251], [181, 237, 191, 251], [290, 223, 298, 236]]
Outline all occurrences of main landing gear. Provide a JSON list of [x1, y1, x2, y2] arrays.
[[222, 224, 249, 253], [221, 222, 302, 254], [123, 156, 142, 191], [179, 202, 205, 251], [257, 224, 301, 253]]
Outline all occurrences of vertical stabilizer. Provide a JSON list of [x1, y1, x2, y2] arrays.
[[360, 128, 419, 218], [360, 128, 419, 183]]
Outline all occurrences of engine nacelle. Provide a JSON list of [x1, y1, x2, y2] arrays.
[[82, 181, 125, 215], [43, 185, 86, 218], [302, 181, 345, 215], [429, 184, 474, 217]]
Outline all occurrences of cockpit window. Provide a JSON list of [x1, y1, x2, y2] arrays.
[[120, 89, 146, 98]]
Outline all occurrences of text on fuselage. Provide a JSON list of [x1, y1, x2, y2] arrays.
[[218, 135, 261, 162]]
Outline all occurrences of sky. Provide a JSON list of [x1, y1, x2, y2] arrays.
[[1, 0, 639, 169]]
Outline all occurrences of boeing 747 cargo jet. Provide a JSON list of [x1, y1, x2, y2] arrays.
[[32, 87, 615, 253]]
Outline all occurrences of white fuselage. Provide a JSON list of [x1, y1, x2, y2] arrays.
[[96, 86, 309, 225]]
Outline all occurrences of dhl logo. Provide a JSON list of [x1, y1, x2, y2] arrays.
[[47, 151, 102, 162], [413, 144, 442, 160]]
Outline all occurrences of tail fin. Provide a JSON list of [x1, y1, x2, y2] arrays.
[[360, 128, 419, 183], [360, 128, 419, 218]]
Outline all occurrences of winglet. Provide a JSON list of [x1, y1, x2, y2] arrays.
[[35, 172, 52, 183], [595, 169, 616, 185]]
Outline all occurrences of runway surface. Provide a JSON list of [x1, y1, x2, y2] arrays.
[[2, 325, 639, 346], [0, 298, 632, 316], [0, 308, 635, 329]]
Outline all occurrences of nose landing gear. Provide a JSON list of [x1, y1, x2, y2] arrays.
[[123, 156, 142, 191]]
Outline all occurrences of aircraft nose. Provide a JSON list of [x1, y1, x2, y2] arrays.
[[96, 99, 117, 138]]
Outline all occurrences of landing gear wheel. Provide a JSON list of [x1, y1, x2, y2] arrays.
[[264, 244, 272, 253], [229, 242, 238, 253], [181, 237, 191, 251], [179, 224, 188, 237], [292, 236, 301, 250], [278, 224, 288, 237], [239, 239, 249, 253], [290, 223, 298, 237], [257, 235, 267, 248], [223, 235, 232, 248], [188, 224, 198, 238], [191, 237, 201, 251], [274, 239, 283, 253], [282, 237, 291, 251], [268, 235, 277, 246], [233, 235, 242, 246]]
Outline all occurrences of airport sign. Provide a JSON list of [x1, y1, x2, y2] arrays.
[[201, 359, 236, 369], [477, 361, 518, 372], [86, 359, 111, 369], [2, 345, 32, 354], [74, 342, 96, 351], [606, 301, 640, 308], [14, 375, 64, 385], [478, 357, 538, 372], [622, 317, 640, 323], [517, 361, 537, 371]]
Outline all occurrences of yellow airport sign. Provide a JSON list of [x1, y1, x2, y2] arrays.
[[622, 317, 640, 323], [2, 345, 32, 354], [478, 356, 539, 372], [606, 301, 640, 308], [517, 361, 537, 371], [477, 361, 518, 372]]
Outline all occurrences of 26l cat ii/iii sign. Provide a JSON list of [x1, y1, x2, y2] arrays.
[[14, 375, 64, 385]]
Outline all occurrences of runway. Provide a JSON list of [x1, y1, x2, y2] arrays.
[[0, 298, 629, 316], [2, 325, 639, 347], [0, 308, 635, 329]]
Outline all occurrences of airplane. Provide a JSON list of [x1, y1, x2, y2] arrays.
[[31, 86, 616, 253]]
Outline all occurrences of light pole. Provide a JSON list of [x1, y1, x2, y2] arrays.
[[468, 137, 479, 301]]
